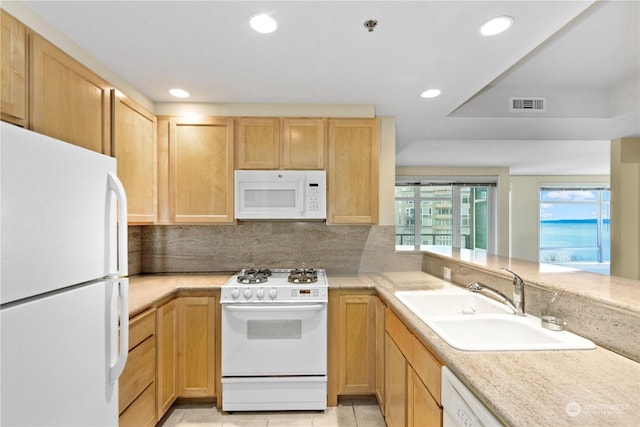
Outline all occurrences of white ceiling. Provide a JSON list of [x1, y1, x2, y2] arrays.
[[18, 0, 640, 175]]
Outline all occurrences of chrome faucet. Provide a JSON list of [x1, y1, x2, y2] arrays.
[[467, 268, 526, 316]]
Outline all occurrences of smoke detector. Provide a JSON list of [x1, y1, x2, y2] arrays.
[[364, 19, 378, 32]]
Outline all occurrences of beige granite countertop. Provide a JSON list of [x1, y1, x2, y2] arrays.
[[128, 271, 639, 426], [128, 273, 231, 317]]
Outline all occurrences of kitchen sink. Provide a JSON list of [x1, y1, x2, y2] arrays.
[[395, 290, 514, 317], [395, 289, 595, 351]]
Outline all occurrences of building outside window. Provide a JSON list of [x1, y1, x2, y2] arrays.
[[396, 182, 496, 252], [539, 186, 610, 274]]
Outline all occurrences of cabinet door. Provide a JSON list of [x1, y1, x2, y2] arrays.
[[282, 118, 325, 169], [30, 33, 111, 154], [374, 297, 386, 411], [385, 333, 407, 427], [112, 92, 157, 223], [407, 367, 442, 427], [327, 119, 379, 224], [337, 293, 375, 395], [235, 117, 280, 169], [169, 117, 234, 223], [1, 10, 27, 127], [178, 296, 216, 398], [156, 299, 177, 420]]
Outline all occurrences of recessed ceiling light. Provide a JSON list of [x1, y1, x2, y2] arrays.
[[169, 88, 190, 98], [480, 16, 513, 36], [421, 89, 442, 99], [250, 14, 277, 34]]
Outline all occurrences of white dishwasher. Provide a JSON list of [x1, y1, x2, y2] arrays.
[[442, 366, 503, 427]]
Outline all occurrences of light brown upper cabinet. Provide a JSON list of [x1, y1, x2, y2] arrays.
[[281, 118, 325, 169], [112, 92, 157, 224], [327, 119, 379, 224], [235, 118, 280, 169], [168, 117, 234, 223], [1, 10, 28, 127], [30, 33, 111, 154], [235, 117, 325, 170]]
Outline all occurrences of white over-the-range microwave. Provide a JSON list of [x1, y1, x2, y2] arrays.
[[234, 170, 327, 220]]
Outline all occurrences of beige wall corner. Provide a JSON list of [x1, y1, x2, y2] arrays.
[[378, 117, 396, 226], [610, 137, 640, 279]]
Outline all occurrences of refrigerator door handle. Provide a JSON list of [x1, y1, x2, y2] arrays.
[[109, 277, 129, 384], [107, 172, 128, 277], [106, 172, 129, 383]]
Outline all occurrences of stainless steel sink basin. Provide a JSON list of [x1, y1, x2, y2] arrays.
[[395, 289, 595, 351]]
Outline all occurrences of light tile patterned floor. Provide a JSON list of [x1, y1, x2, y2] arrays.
[[158, 397, 387, 427]]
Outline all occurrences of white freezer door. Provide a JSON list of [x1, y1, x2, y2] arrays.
[[1, 123, 121, 304], [1, 280, 120, 426]]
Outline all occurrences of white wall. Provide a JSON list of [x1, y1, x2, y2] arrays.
[[510, 175, 609, 262], [1, 1, 155, 112]]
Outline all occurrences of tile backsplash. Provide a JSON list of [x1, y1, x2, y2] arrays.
[[128, 223, 421, 275]]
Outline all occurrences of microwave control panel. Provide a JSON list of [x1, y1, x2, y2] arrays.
[[307, 183, 320, 212], [304, 170, 326, 218]]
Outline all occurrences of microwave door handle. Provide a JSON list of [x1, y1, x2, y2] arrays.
[[224, 304, 325, 312]]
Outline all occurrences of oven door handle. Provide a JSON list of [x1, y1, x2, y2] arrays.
[[224, 304, 326, 312]]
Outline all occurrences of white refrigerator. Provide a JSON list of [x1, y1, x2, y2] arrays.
[[0, 122, 129, 426]]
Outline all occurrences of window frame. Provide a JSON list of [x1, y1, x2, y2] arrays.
[[538, 185, 610, 268], [395, 181, 497, 252]]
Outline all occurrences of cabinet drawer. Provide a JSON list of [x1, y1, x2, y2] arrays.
[[119, 336, 156, 413], [410, 336, 442, 405], [129, 308, 156, 351], [385, 308, 412, 357], [119, 383, 156, 427]]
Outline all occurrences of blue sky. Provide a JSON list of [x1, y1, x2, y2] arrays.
[[540, 190, 609, 221]]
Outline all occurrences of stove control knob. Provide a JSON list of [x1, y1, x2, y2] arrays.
[[256, 288, 265, 299], [268, 288, 278, 299], [231, 288, 240, 299], [243, 288, 253, 299]]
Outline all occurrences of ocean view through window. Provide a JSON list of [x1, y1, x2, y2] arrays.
[[539, 187, 610, 274]]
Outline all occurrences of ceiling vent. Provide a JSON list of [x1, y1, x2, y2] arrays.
[[510, 97, 546, 112]]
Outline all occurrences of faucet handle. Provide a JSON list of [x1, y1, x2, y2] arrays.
[[501, 268, 524, 287]]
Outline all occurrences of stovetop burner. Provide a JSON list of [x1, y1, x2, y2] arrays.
[[237, 268, 271, 284], [288, 268, 318, 283], [234, 268, 320, 284]]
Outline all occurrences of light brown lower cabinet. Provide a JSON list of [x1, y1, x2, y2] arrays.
[[156, 299, 178, 420], [384, 333, 407, 427], [374, 297, 386, 412], [407, 367, 442, 427], [119, 308, 156, 427], [328, 289, 376, 405], [178, 296, 216, 397], [384, 308, 443, 427], [155, 296, 218, 421]]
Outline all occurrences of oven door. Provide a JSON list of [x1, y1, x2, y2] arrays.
[[221, 302, 327, 376]]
